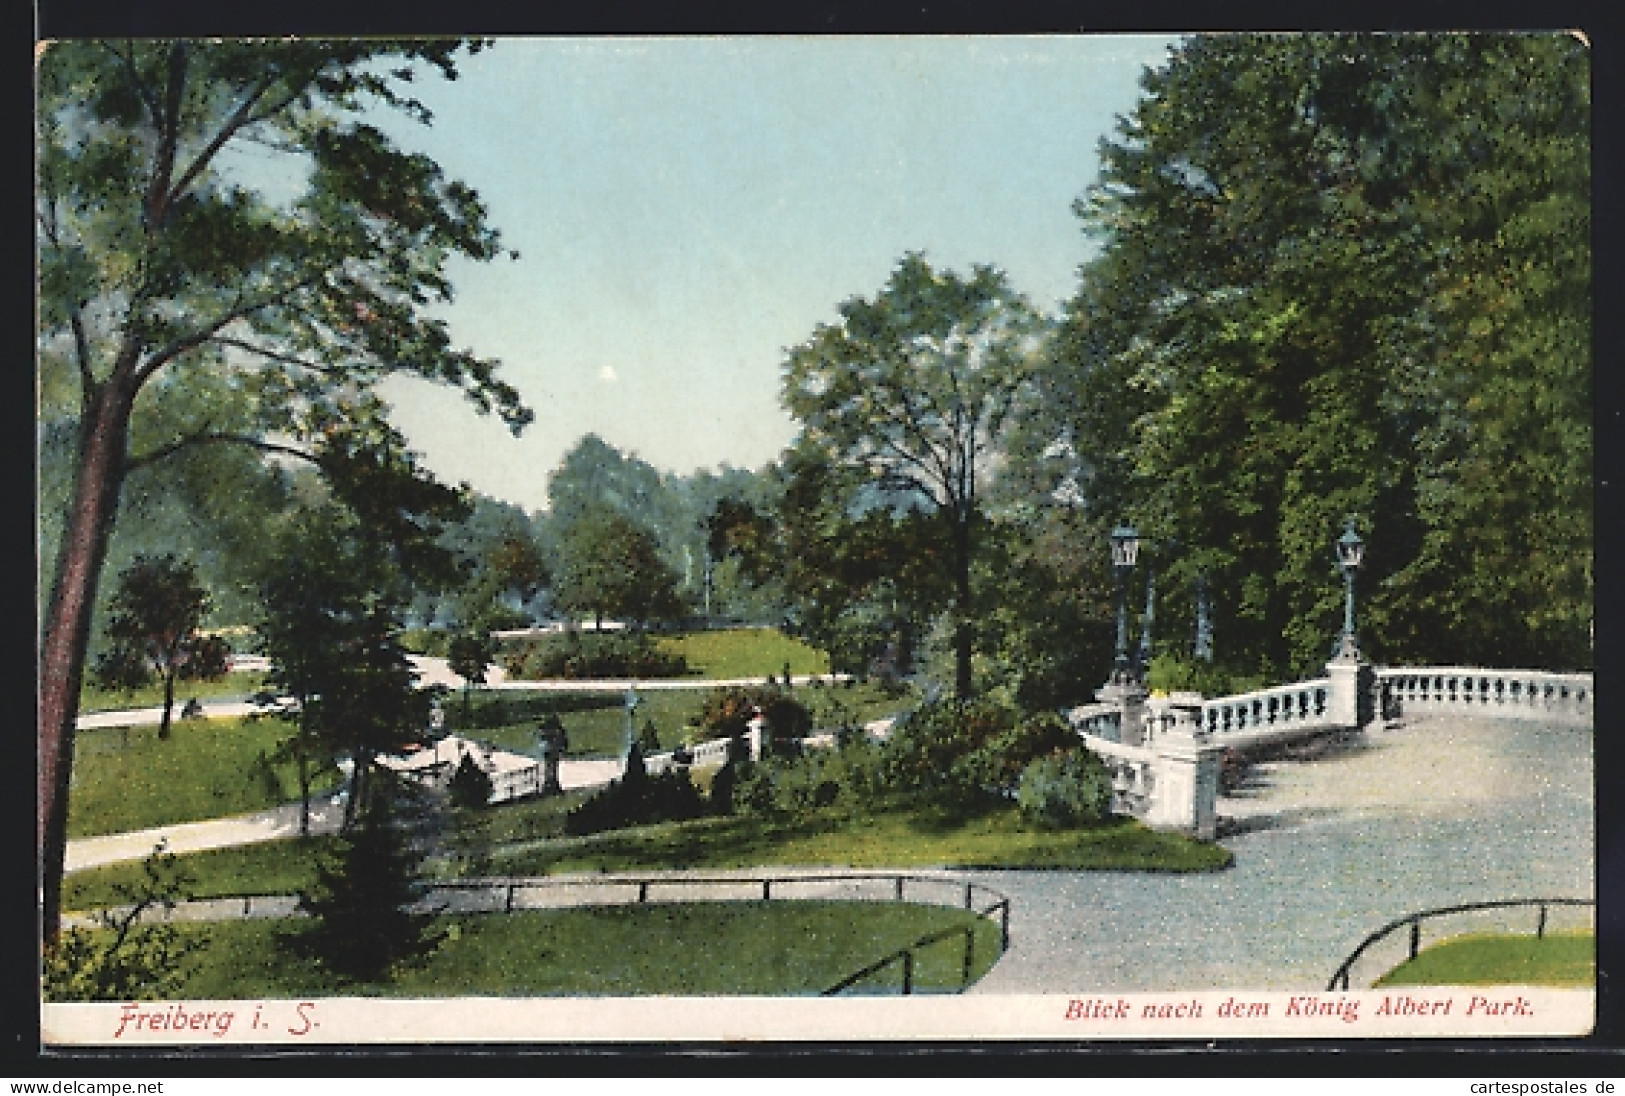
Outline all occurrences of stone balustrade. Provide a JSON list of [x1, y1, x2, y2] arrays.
[[1200, 678, 1333, 743], [1066, 702, 1124, 743], [1073, 659, 1590, 845], [1080, 734, 1158, 819], [1374, 667, 1592, 726]]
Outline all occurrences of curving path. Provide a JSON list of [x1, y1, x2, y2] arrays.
[[966, 715, 1593, 992]]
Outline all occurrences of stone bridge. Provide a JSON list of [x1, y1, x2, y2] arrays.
[[1067, 660, 1592, 841]]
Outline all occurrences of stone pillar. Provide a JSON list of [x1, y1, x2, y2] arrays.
[[1095, 681, 1148, 746], [1326, 656, 1374, 730], [746, 712, 766, 762], [1145, 695, 1221, 840], [540, 742, 562, 796]]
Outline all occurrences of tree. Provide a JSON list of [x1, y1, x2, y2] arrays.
[[432, 493, 550, 630], [41, 842, 205, 1002], [446, 751, 494, 811], [287, 771, 442, 984], [256, 493, 441, 835], [783, 253, 1045, 697], [446, 629, 495, 718], [1043, 33, 1589, 680], [552, 508, 683, 628], [92, 554, 230, 740], [36, 39, 530, 946]]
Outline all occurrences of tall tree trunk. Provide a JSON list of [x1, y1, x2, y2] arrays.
[[952, 508, 974, 701], [297, 724, 311, 838], [39, 379, 135, 948], [159, 666, 177, 740]]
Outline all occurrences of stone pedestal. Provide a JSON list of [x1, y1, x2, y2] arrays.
[[1326, 655, 1374, 730], [1095, 680, 1148, 745], [540, 746, 562, 796], [1143, 695, 1221, 840]]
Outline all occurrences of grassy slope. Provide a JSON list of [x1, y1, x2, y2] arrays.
[[1375, 931, 1595, 987], [63, 796, 1229, 908], [489, 803, 1233, 876], [68, 716, 335, 838], [119, 902, 1001, 999], [62, 836, 345, 911], [654, 628, 831, 679], [78, 670, 266, 714], [455, 680, 915, 758]]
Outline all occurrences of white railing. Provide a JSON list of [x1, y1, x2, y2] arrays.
[[1079, 734, 1158, 820], [646, 736, 734, 775], [1201, 678, 1333, 740], [1067, 703, 1124, 742], [489, 762, 546, 803], [1375, 667, 1592, 726]]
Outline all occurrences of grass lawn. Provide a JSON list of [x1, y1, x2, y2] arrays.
[[453, 680, 917, 758], [62, 835, 344, 911], [83, 901, 1001, 999], [68, 716, 335, 838], [78, 670, 266, 714], [653, 628, 830, 679], [64, 790, 1227, 911], [1375, 931, 1595, 987], [486, 801, 1234, 876]]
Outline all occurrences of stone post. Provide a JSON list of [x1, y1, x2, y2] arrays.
[[1326, 655, 1374, 731], [540, 738, 562, 796], [1145, 694, 1221, 840], [746, 711, 767, 762], [1095, 681, 1148, 746]]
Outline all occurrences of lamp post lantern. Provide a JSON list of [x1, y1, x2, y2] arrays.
[[1110, 523, 1140, 682], [1334, 517, 1365, 660]]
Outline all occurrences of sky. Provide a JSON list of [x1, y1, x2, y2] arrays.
[[366, 36, 1178, 514]]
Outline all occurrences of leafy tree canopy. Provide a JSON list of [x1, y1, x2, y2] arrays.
[[781, 253, 1046, 696], [37, 38, 531, 945], [1040, 32, 1590, 677]]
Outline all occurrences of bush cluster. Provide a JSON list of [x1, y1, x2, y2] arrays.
[[731, 738, 889, 821], [563, 745, 710, 835], [501, 631, 689, 680], [691, 685, 811, 750], [878, 699, 1075, 806], [1015, 749, 1113, 830]]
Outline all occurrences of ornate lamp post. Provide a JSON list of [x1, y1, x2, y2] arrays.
[[1193, 571, 1214, 663], [624, 684, 640, 758], [1333, 517, 1364, 660], [1110, 523, 1141, 683]]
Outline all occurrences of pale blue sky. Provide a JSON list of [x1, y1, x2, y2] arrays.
[[372, 35, 1178, 513]]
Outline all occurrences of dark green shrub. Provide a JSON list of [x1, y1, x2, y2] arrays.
[[401, 628, 452, 657], [708, 758, 740, 815], [877, 698, 1013, 804], [1016, 748, 1113, 830], [727, 739, 888, 820], [876, 698, 1087, 808], [501, 631, 689, 680], [693, 685, 810, 746], [563, 764, 707, 836], [285, 773, 443, 983], [447, 752, 494, 810], [962, 711, 1078, 794]]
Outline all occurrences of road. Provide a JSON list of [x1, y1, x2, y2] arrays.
[[64, 759, 622, 873], [965, 714, 1593, 992]]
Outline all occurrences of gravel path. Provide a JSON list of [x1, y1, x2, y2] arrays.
[[63, 757, 624, 873], [966, 716, 1593, 993]]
